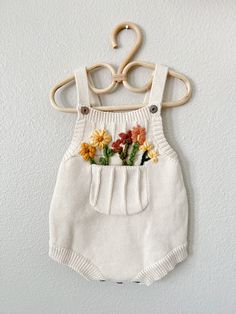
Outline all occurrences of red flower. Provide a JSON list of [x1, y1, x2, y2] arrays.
[[131, 125, 146, 145], [112, 139, 123, 153], [118, 130, 132, 144]]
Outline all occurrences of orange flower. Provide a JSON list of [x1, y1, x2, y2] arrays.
[[79, 143, 96, 160], [131, 125, 146, 145]]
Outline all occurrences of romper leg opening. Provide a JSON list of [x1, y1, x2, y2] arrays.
[[131, 244, 188, 286], [49, 244, 106, 281]]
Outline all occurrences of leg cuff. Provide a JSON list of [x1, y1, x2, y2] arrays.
[[132, 243, 188, 286], [49, 244, 105, 281]]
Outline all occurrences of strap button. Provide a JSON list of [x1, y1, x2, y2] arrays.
[[149, 105, 158, 113], [80, 106, 90, 115]]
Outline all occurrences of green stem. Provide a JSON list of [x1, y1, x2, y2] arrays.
[[119, 142, 130, 165], [89, 157, 96, 164], [99, 145, 114, 165], [127, 142, 139, 166], [123, 142, 129, 158], [104, 145, 108, 164]]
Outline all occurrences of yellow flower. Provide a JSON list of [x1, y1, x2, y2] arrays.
[[79, 143, 96, 160], [148, 150, 159, 163], [90, 129, 112, 149], [139, 141, 153, 152]]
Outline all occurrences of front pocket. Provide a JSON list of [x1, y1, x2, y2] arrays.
[[90, 164, 149, 216]]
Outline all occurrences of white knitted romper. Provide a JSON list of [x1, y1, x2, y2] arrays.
[[49, 64, 188, 286]]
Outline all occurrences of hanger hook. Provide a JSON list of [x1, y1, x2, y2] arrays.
[[111, 22, 142, 74]]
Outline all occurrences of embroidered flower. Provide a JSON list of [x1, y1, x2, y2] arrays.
[[78, 125, 158, 166], [79, 143, 96, 161], [139, 141, 153, 152], [91, 129, 112, 149], [112, 139, 123, 153], [118, 130, 132, 144], [131, 125, 146, 145], [148, 150, 159, 163]]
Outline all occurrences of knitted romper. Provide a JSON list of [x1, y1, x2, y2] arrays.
[[49, 64, 188, 286]]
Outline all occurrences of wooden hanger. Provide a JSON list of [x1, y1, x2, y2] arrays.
[[49, 22, 192, 113]]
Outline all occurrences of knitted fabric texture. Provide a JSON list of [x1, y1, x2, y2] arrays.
[[49, 64, 189, 285]]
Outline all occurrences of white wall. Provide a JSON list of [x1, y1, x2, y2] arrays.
[[1, 1, 236, 313]]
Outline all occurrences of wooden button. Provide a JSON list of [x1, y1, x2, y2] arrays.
[[80, 106, 90, 114], [149, 105, 158, 113]]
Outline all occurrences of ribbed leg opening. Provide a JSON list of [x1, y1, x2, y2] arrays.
[[132, 244, 188, 286], [49, 244, 105, 281]]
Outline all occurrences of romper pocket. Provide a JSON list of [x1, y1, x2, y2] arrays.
[[90, 165, 149, 216]]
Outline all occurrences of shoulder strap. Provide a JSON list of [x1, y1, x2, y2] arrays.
[[74, 66, 102, 109], [74, 66, 90, 108], [148, 64, 169, 112]]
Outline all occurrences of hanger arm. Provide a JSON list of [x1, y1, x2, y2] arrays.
[[164, 69, 192, 108], [49, 67, 191, 112], [49, 63, 117, 113], [49, 75, 75, 113], [122, 61, 192, 107], [49, 22, 192, 113]]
